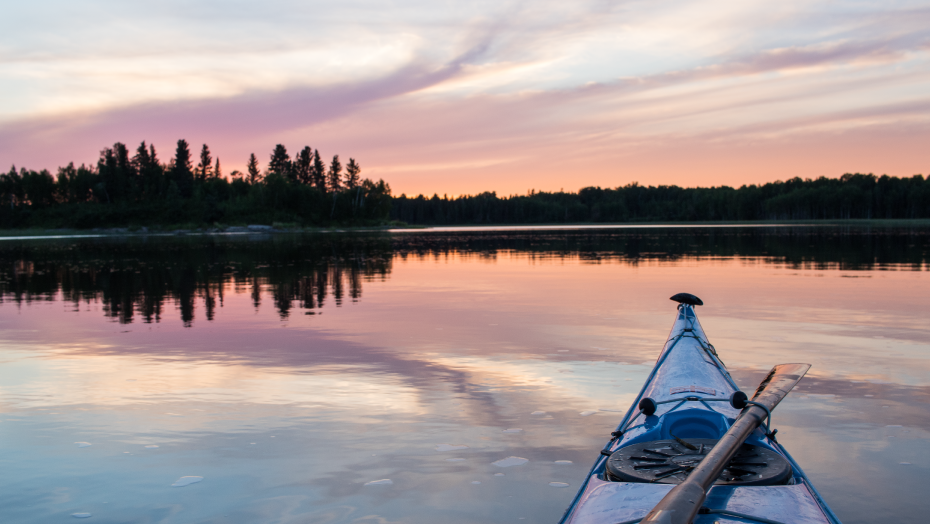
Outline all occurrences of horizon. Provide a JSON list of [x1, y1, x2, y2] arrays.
[[2, 0, 928, 196]]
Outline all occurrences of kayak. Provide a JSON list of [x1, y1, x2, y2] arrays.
[[559, 293, 842, 524]]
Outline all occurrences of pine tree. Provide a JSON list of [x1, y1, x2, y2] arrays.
[[312, 149, 326, 191], [295, 146, 313, 185], [171, 139, 194, 197], [345, 158, 360, 189], [96, 142, 134, 203], [268, 144, 291, 178], [133, 141, 151, 170], [133, 141, 162, 199], [214, 158, 222, 179], [327, 155, 342, 192], [247, 153, 261, 184], [197, 144, 212, 181]]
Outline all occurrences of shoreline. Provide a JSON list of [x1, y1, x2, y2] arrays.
[[0, 218, 928, 239]]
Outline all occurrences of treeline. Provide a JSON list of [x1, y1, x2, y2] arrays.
[[391, 173, 930, 224], [1, 140, 392, 228]]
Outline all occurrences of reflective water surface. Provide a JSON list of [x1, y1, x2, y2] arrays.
[[0, 226, 927, 524]]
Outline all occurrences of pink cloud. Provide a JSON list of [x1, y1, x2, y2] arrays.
[[1, 34, 927, 196]]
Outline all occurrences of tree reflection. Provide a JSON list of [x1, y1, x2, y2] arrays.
[[0, 234, 393, 326], [0, 227, 925, 326]]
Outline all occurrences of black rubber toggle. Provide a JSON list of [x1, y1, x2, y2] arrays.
[[611, 430, 624, 438], [639, 397, 658, 416], [730, 391, 748, 409], [670, 293, 703, 306]]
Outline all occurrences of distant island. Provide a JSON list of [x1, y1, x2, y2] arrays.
[[3, 140, 928, 230]]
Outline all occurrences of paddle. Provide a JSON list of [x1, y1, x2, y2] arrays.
[[639, 363, 811, 524]]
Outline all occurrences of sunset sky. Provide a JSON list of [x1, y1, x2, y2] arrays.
[[1, 0, 928, 196]]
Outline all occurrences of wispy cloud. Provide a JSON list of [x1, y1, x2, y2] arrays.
[[1, 0, 928, 192]]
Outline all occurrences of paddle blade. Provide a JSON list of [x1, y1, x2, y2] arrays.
[[751, 363, 811, 411]]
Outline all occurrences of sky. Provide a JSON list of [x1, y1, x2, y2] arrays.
[[0, 0, 928, 196]]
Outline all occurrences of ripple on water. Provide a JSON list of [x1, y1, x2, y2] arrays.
[[554, 460, 572, 464], [75, 442, 91, 448], [71, 513, 91, 518], [494, 473, 505, 476], [171, 476, 203, 487], [446, 458, 466, 462], [492, 457, 528, 467], [531, 411, 546, 415], [502, 428, 523, 433], [435, 444, 469, 452], [364, 479, 393, 486], [579, 411, 597, 416], [549, 482, 570, 488], [471, 481, 481, 484], [145, 445, 159, 449]]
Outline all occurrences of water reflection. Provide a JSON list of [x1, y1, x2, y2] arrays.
[[0, 226, 926, 326], [0, 226, 927, 524], [0, 235, 393, 325]]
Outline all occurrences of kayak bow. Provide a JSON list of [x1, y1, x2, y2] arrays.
[[559, 294, 842, 524]]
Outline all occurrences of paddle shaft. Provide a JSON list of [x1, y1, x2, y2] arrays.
[[640, 364, 811, 524]]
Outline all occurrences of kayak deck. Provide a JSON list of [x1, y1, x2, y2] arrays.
[[569, 482, 830, 524], [560, 301, 841, 524]]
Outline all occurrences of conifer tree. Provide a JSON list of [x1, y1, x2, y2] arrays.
[[96, 142, 134, 203], [214, 158, 222, 179], [171, 139, 194, 197], [197, 144, 213, 181], [295, 146, 313, 185], [133, 141, 151, 170], [312, 150, 326, 191], [247, 153, 261, 184], [268, 144, 291, 178], [133, 141, 162, 199], [327, 155, 342, 192], [345, 158, 360, 189]]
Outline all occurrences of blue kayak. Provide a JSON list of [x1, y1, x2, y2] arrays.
[[559, 294, 842, 524]]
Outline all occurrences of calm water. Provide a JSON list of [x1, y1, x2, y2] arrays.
[[0, 226, 927, 524]]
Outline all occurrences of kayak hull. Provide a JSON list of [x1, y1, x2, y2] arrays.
[[559, 302, 841, 524]]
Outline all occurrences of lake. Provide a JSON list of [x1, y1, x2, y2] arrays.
[[0, 225, 927, 523]]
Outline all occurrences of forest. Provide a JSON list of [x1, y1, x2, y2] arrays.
[[3, 139, 928, 229], [0, 140, 392, 229], [391, 173, 930, 224]]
